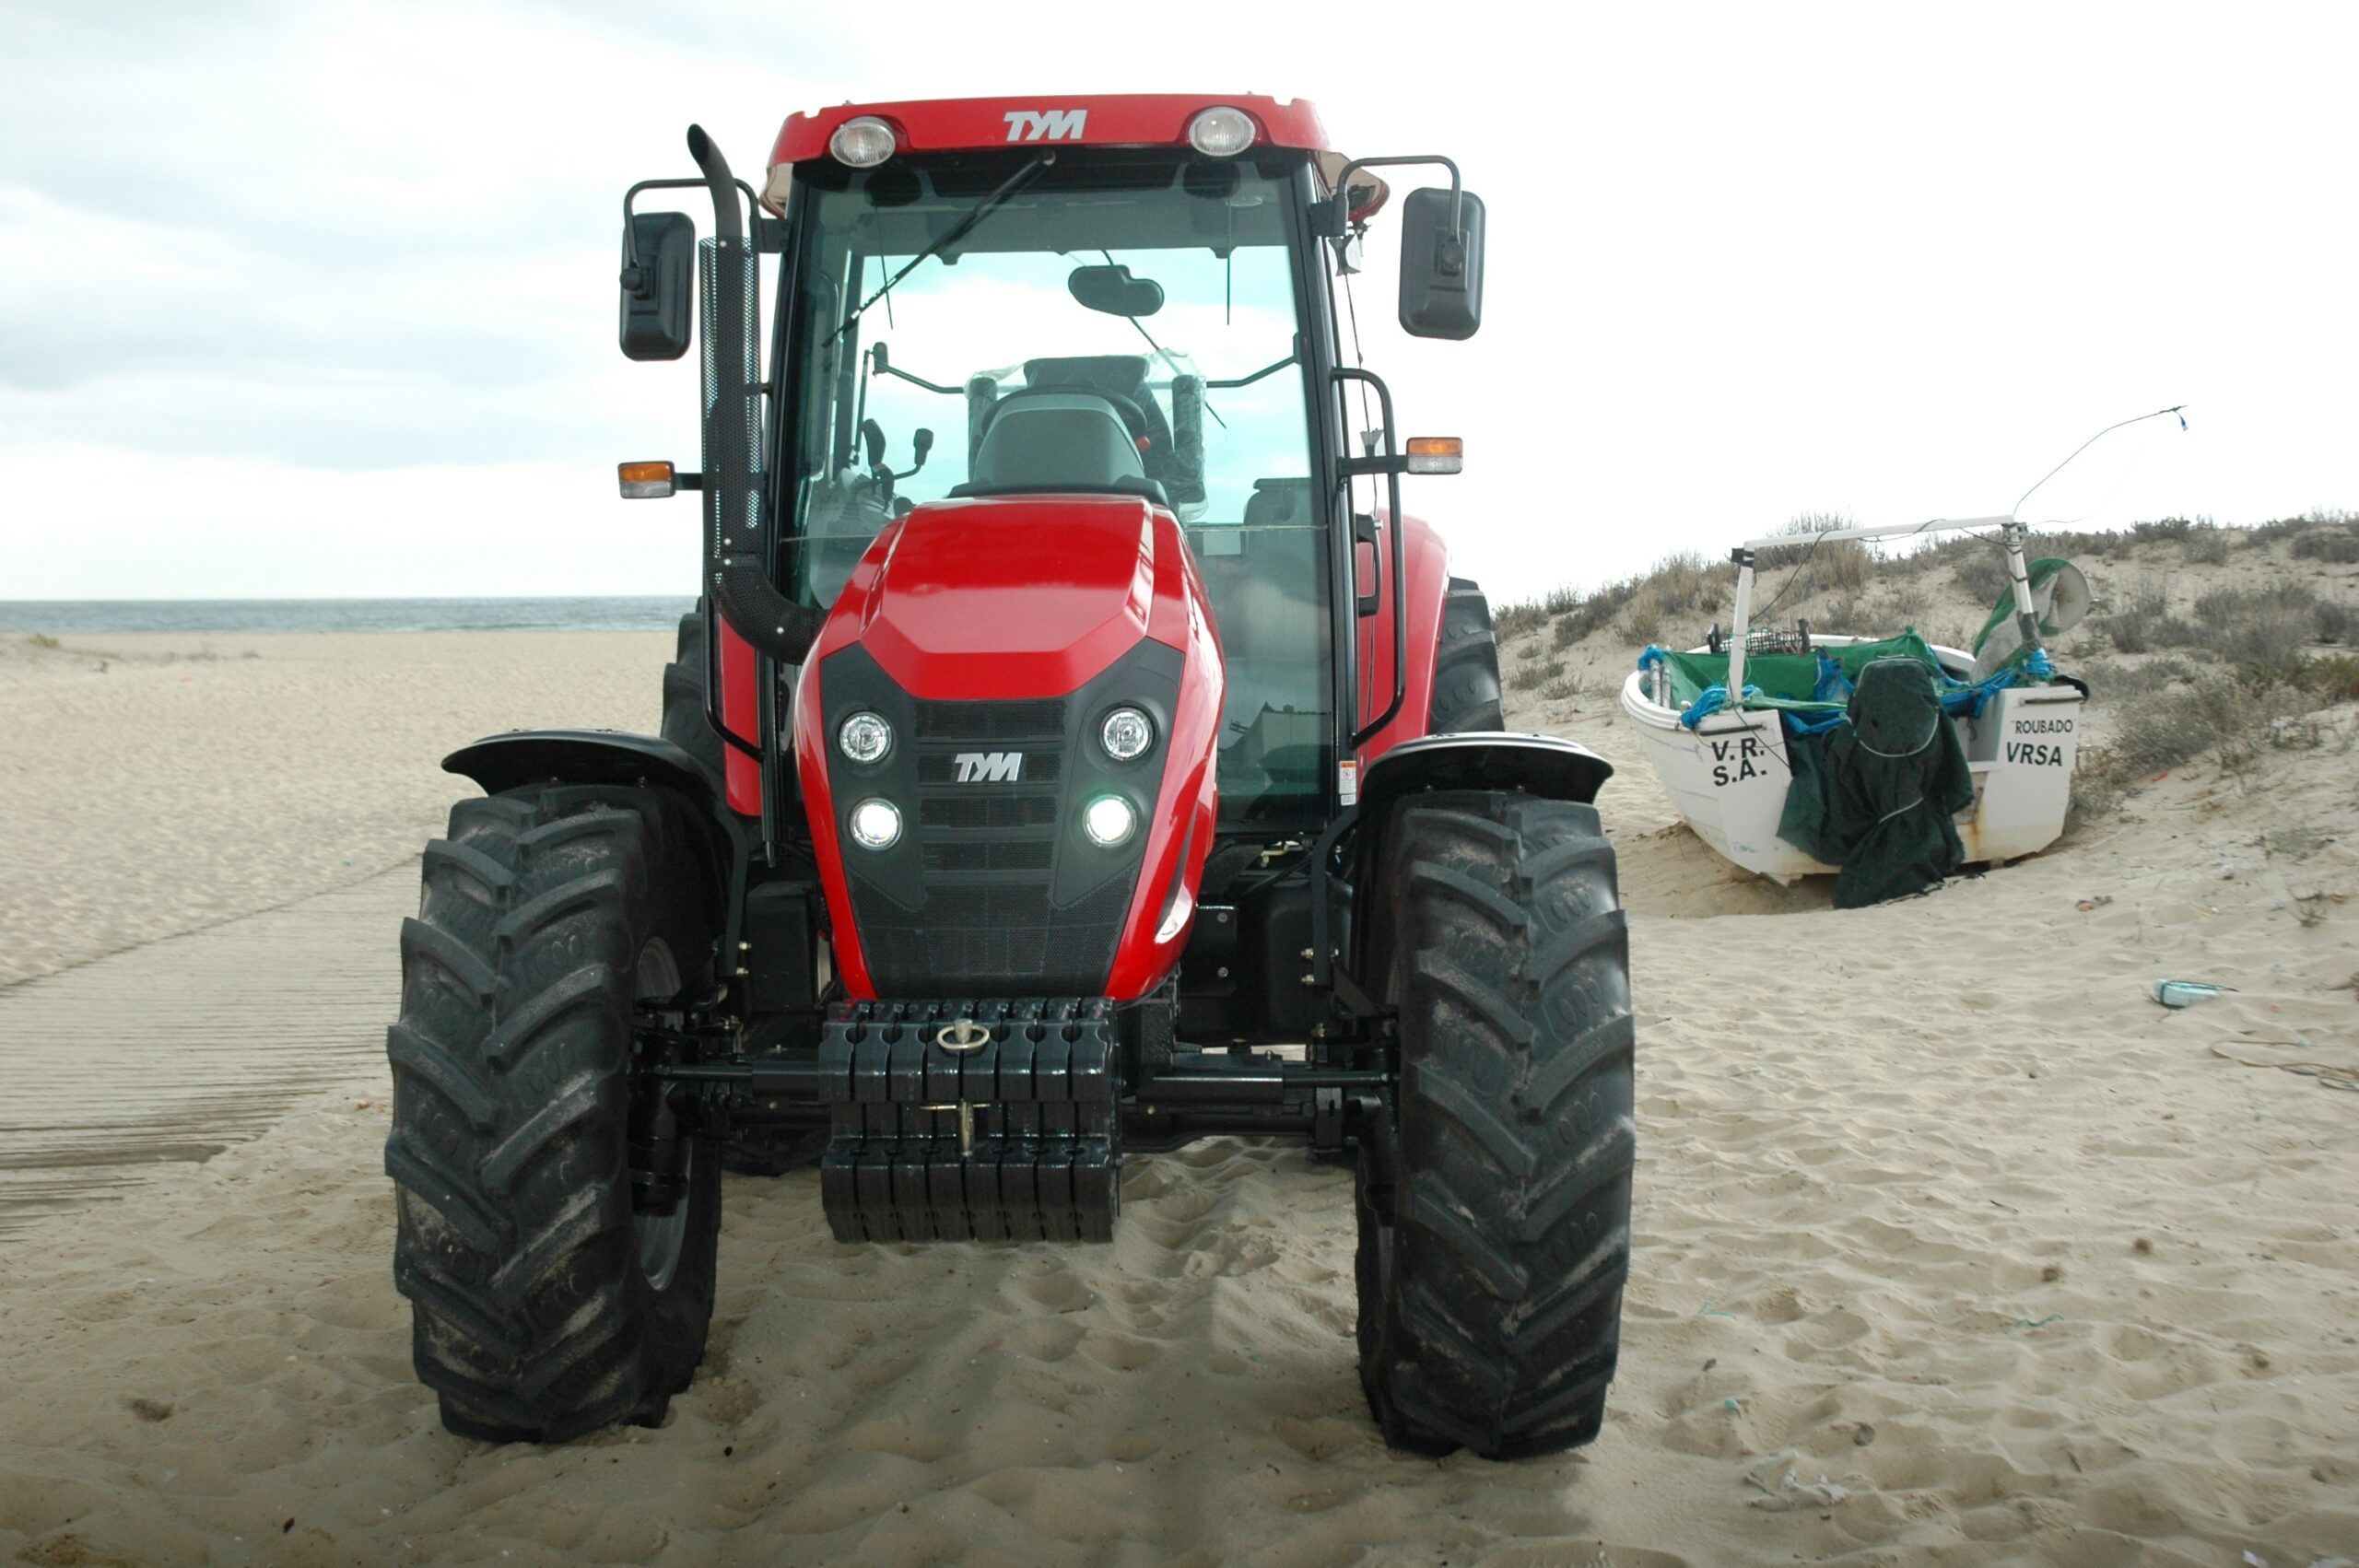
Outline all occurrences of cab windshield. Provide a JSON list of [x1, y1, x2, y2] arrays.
[[782, 151, 1332, 829]]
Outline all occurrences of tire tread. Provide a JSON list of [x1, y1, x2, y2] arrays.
[[1356, 790, 1635, 1458], [385, 784, 720, 1443]]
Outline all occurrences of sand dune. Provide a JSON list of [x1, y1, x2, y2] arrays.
[[2, 626, 2355, 1565]]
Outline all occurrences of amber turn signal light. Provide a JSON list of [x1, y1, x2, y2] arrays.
[[618, 461, 675, 499], [1404, 437, 1463, 475]]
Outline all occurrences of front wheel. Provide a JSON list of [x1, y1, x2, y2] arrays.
[[1354, 791, 1636, 1458], [385, 783, 723, 1442]]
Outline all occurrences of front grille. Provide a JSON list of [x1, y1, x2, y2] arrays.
[[907, 697, 1069, 965], [921, 839, 1055, 873], [921, 795, 1060, 830], [916, 698, 1065, 740], [825, 639, 1172, 1000]]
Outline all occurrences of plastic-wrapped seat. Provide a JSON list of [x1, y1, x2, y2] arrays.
[[949, 392, 1168, 506]]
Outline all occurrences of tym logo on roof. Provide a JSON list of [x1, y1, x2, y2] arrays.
[[1004, 109, 1087, 143], [953, 751, 1024, 783]]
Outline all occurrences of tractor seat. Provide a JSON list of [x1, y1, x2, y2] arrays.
[[949, 392, 1169, 508]]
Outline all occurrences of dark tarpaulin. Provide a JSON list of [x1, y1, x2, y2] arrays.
[[1777, 656, 1976, 908]]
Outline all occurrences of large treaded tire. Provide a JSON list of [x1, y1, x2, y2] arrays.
[[1354, 790, 1635, 1458], [385, 783, 722, 1443], [660, 604, 728, 781], [1427, 577, 1505, 733]]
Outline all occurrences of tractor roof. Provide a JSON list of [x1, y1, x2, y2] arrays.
[[769, 94, 1332, 168]]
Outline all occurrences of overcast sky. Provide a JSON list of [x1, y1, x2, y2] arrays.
[[3, 1, 2353, 603]]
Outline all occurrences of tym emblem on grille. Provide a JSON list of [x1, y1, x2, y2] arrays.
[[952, 751, 1023, 783], [1003, 109, 1087, 143]]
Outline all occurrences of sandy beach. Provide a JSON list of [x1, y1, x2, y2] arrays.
[[2, 599, 2354, 1564]]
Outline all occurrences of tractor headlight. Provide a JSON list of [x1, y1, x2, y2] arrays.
[[1187, 106, 1256, 158], [848, 798, 902, 849], [837, 710, 892, 765], [1081, 794, 1137, 848], [1098, 706, 1154, 762], [829, 116, 897, 169]]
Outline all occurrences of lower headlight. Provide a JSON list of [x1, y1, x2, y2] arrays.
[[848, 798, 902, 849], [1081, 794, 1136, 848]]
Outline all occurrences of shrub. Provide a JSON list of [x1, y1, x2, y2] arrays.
[[2292, 654, 2359, 704], [1508, 656, 1566, 693], [2102, 672, 2255, 778], [2028, 526, 2120, 561], [1551, 591, 1620, 650], [1810, 592, 1862, 634], [2078, 654, 2197, 699], [1758, 512, 1872, 595], [1952, 550, 2011, 607], [2292, 529, 2359, 564], [2216, 609, 2315, 671], [2195, 581, 2315, 627], [23, 632, 59, 649], [1536, 673, 1588, 703], [2317, 599, 2353, 644], [2189, 583, 2320, 669], [1614, 552, 1726, 643], [2105, 584, 2201, 654], [2183, 526, 2230, 565], [1495, 585, 1580, 640]]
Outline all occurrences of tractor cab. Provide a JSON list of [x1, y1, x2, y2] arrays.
[[390, 96, 1632, 1463], [782, 140, 1334, 834]]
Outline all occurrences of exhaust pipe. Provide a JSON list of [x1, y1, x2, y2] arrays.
[[686, 124, 824, 666]]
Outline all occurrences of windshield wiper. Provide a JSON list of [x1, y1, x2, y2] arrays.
[[829, 154, 1055, 345]]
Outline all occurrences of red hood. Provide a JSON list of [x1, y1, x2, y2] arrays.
[[827, 494, 1178, 699]]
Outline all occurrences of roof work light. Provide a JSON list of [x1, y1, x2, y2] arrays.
[[828, 116, 897, 168]]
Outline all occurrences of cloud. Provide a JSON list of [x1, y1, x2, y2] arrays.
[[2, 0, 2354, 600]]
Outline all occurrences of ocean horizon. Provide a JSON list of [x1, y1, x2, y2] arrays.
[[0, 596, 698, 635]]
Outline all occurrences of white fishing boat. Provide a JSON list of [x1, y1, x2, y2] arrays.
[[1617, 517, 2089, 885]]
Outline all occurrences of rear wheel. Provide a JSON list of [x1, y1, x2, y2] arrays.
[[1353, 790, 1635, 1458], [385, 784, 722, 1442], [660, 604, 728, 780], [1427, 577, 1505, 733]]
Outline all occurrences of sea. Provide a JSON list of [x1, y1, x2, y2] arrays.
[[0, 597, 697, 635]]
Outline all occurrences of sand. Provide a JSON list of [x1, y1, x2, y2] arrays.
[[0, 631, 673, 987], [2, 624, 2355, 1566]]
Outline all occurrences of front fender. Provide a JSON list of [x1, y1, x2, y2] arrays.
[[442, 728, 729, 818], [1357, 731, 1614, 816], [1330, 732, 1616, 1015]]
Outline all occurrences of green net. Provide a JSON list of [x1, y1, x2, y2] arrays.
[[1659, 630, 1948, 716]]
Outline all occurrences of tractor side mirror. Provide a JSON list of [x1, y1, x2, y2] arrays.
[[1397, 188, 1485, 341], [618, 212, 695, 361], [911, 427, 934, 468], [859, 418, 887, 470]]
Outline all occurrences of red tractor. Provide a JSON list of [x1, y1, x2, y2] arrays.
[[386, 96, 1633, 1459]]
